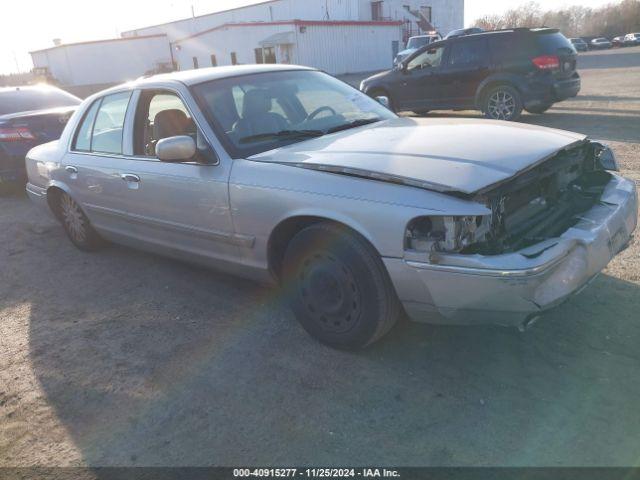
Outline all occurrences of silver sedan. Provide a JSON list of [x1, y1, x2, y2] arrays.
[[25, 65, 638, 348]]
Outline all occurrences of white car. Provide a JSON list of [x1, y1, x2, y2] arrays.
[[25, 65, 638, 348], [394, 34, 441, 66], [624, 33, 640, 46]]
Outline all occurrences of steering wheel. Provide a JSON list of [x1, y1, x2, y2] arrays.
[[307, 106, 337, 121]]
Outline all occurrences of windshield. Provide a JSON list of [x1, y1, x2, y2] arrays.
[[406, 37, 430, 49], [191, 70, 396, 158], [0, 87, 80, 115]]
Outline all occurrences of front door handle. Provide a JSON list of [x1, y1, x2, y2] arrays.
[[120, 173, 141, 183], [120, 173, 141, 190]]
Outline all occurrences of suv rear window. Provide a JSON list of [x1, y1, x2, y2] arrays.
[[535, 32, 574, 54]]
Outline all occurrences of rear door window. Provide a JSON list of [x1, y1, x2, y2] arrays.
[[448, 39, 488, 67], [91, 92, 132, 155]]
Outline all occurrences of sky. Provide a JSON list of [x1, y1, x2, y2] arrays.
[[1, 0, 617, 75]]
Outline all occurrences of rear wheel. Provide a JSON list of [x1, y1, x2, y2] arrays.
[[482, 85, 523, 121], [282, 223, 401, 349], [58, 192, 104, 251], [525, 103, 552, 114]]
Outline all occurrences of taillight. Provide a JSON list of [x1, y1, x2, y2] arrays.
[[0, 127, 36, 142], [532, 55, 560, 70]]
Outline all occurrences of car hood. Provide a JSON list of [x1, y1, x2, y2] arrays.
[[249, 117, 587, 196]]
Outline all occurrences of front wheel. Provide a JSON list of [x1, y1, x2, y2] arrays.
[[482, 85, 523, 121], [58, 192, 104, 251], [525, 103, 552, 114], [282, 223, 401, 349]]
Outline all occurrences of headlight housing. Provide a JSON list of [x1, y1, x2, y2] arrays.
[[591, 141, 619, 171], [405, 216, 490, 254]]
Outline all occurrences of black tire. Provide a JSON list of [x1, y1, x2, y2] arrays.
[[481, 84, 523, 121], [525, 103, 552, 114], [282, 223, 401, 349], [412, 109, 431, 116], [57, 192, 104, 251]]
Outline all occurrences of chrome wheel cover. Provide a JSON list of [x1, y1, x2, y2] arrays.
[[488, 90, 516, 120], [61, 194, 86, 243]]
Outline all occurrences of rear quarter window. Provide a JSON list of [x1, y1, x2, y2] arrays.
[[535, 32, 575, 54], [487, 33, 533, 62]]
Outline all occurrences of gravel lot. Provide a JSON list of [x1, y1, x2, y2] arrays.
[[1, 47, 639, 468]]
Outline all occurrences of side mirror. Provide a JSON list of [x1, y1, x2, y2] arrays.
[[374, 96, 391, 109], [156, 135, 196, 163]]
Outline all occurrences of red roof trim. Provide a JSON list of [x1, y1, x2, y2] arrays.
[[29, 34, 168, 54], [173, 19, 403, 43]]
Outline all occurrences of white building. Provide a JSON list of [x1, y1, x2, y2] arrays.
[[30, 35, 173, 96], [30, 0, 463, 93], [123, 0, 464, 43], [173, 20, 403, 75]]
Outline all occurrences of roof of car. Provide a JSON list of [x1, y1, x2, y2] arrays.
[[136, 64, 314, 87]]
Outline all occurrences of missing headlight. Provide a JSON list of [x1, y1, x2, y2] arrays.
[[405, 216, 489, 254], [591, 141, 619, 172]]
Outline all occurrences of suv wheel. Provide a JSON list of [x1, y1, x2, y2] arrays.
[[282, 223, 401, 349], [525, 103, 552, 114], [58, 192, 104, 251], [482, 85, 523, 121]]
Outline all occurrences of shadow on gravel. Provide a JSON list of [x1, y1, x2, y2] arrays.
[[7, 212, 640, 467]]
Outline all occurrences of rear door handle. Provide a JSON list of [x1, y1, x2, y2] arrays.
[[65, 165, 78, 174], [120, 173, 140, 183]]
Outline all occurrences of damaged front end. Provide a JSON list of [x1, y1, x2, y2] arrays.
[[395, 140, 636, 328], [405, 140, 621, 257]]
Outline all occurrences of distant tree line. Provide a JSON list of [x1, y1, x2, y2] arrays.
[[474, 0, 640, 38]]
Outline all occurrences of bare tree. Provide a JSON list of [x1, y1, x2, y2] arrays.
[[473, 0, 640, 37]]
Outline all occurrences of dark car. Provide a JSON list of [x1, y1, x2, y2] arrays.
[[445, 27, 485, 39], [360, 28, 581, 121], [0, 85, 80, 185], [570, 38, 589, 52]]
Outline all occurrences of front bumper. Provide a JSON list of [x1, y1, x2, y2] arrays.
[[384, 173, 638, 327]]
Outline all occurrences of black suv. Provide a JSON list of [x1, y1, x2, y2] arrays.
[[360, 28, 581, 121]]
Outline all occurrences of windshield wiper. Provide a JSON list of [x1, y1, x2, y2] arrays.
[[239, 129, 324, 144], [326, 118, 382, 134]]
